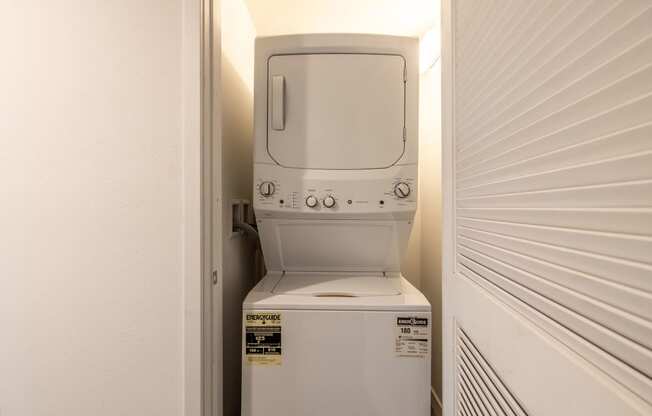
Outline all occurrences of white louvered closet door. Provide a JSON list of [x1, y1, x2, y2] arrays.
[[442, 1, 652, 415]]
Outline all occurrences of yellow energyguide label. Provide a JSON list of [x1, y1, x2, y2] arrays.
[[245, 312, 282, 366]]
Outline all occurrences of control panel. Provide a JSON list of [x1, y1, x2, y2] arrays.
[[254, 164, 417, 215]]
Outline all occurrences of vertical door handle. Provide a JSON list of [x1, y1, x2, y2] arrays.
[[271, 75, 285, 130]]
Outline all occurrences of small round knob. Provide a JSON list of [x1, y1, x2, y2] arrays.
[[323, 195, 336, 208], [305, 195, 319, 208], [259, 181, 275, 197], [394, 182, 411, 199]]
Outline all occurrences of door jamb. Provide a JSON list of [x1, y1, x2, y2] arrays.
[[441, 0, 456, 415], [183, 0, 221, 415], [200, 0, 221, 415]]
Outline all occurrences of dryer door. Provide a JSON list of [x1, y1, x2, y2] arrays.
[[267, 53, 406, 170]]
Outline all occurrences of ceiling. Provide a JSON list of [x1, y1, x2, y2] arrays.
[[244, 0, 439, 38]]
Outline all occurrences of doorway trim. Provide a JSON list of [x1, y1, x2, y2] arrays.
[[199, 0, 222, 415], [441, 0, 456, 415], [182, 0, 221, 415]]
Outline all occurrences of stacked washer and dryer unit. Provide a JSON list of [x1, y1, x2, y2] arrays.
[[242, 34, 431, 416]]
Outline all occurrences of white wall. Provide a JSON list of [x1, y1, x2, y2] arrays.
[[0, 2, 199, 415], [418, 59, 443, 401], [402, 210, 422, 288], [220, 0, 256, 414], [244, 0, 437, 38]]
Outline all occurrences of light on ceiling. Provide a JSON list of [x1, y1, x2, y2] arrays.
[[419, 27, 440, 73]]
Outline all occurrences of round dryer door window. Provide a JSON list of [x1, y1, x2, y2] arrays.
[[266, 53, 406, 170]]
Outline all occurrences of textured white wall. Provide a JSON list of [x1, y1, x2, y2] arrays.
[[0, 2, 191, 415]]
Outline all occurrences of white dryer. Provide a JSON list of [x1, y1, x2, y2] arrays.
[[243, 34, 430, 416]]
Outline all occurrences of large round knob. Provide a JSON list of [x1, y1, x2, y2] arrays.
[[259, 181, 275, 197], [323, 195, 336, 208], [394, 182, 411, 199], [305, 195, 319, 208]]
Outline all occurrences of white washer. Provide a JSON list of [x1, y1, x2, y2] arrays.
[[242, 273, 431, 415], [243, 34, 430, 415]]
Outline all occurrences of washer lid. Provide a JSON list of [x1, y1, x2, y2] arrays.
[[244, 273, 430, 311], [273, 273, 401, 297], [267, 53, 406, 170]]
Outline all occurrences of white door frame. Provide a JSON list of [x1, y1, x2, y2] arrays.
[[441, 0, 456, 415], [183, 0, 222, 415], [200, 0, 222, 415]]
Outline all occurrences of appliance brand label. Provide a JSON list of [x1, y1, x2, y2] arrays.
[[395, 316, 429, 358], [245, 312, 282, 366]]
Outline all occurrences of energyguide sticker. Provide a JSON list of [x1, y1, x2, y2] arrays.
[[395, 316, 429, 358], [245, 312, 282, 366]]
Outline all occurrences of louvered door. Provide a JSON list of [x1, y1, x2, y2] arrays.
[[442, 1, 652, 415]]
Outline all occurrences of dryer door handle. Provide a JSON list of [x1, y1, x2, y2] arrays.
[[271, 75, 285, 130]]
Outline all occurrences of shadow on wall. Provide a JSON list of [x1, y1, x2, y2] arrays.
[[221, 55, 257, 416]]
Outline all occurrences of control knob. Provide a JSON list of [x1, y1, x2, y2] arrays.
[[394, 182, 411, 199], [323, 195, 336, 208], [305, 195, 319, 208], [259, 181, 275, 197]]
